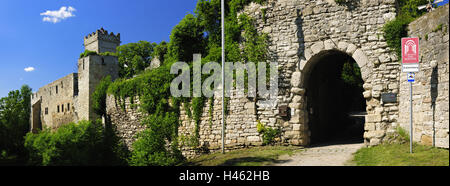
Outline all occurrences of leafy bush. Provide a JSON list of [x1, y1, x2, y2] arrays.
[[24, 120, 128, 166], [92, 76, 112, 116], [117, 41, 156, 78], [0, 85, 32, 160], [99, 51, 118, 57], [383, 0, 428, 59], [129, 113, 183, 166], [383, 15, 414, 58], [79, 50, 98, 58], [256, 121, 281, 145]]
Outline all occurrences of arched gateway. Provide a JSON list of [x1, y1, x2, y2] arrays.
[[298, 41, 371, 145]]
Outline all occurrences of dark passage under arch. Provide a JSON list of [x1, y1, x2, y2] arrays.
[[305, 50, 366, 145]]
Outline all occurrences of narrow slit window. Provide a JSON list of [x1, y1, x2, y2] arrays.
[[61, 104, 64, 112], [57, 105, 60, 113], [56, 85, 58, 94], [67, 103, 70, 111], [45, 107, 48, 115]]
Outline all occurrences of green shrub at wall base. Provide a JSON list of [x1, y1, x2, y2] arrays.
[[24, 120, 128, 166], [128, 113, 184, 166]]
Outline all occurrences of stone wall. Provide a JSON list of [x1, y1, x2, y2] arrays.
[[179, 93, 261, 158], [177, 0, 401, 158], [105, 95, 147, 149], [30, 73, 78, 131], [399, 4, 449, 148]]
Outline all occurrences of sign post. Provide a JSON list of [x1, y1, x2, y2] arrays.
[[402, 37, 419, 153], [407, 72, 415, 153], [221, 0, 225, 154]]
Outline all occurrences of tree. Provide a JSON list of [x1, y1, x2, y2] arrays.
[[166, 14, 206, 63], [0, 85, 32, 159], [152, 41, 168, 63], [117, 40, 156, 78]]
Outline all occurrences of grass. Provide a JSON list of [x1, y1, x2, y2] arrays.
[[184, 145, 303, 166], [353, 143, 449, 166]]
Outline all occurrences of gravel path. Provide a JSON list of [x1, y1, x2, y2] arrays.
[[274, 142, 365, 166]]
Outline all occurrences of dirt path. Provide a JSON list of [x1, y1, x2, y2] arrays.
[[274, 142, 365, 166]]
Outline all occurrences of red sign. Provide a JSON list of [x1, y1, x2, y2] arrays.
[[402, 37, 419, 64]]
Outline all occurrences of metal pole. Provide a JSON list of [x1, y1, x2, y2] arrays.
[[410, 80, 413, 153], [221, 0, 225, 154]]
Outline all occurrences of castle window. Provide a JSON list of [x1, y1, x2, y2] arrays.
[[56, 85, 58, 94], [83, 61, 85, 70], [61, 104, 64, 112], [67, 103, 70, 111], [102, 57, 105, 65], [45, 107, 48, 115], [57, 105, 60, 113]]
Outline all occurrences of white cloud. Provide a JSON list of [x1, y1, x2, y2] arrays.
[[24, 67, 35, 72], [40, 6, 76, 23]]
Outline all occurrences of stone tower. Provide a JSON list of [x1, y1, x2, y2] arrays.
[[76, 28, 120, 121], [83, 27, 121, 53]]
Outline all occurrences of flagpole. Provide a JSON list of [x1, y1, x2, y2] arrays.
[[221, 0, 225, 154]]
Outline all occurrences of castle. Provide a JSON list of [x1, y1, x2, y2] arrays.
[[29, 1, 449, 158], [30, 28, 121, 132]]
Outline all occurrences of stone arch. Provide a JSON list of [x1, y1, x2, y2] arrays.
[[295, 40, 371, 145], [299, 40, 370, 86]]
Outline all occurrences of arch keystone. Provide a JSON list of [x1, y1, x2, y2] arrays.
[[324, 39, 336, 50], [338, 41, 349, 51]]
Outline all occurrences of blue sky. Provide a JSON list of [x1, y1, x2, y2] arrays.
[[0, 0, 448, 98], [0, 0, 198, 97]]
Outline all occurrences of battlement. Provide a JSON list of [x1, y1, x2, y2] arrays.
[[83, 27, 121, 53], [84, 27, 120, 43]]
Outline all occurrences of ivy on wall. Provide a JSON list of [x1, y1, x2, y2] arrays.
[[383, 0, 428, 59], [91, 0, 269, 165]]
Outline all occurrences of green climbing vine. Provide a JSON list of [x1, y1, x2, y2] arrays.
[[92, 0, 269, 164]]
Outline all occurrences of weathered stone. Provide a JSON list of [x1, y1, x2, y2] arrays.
[[363, 90, 372, 98], [337, 41, 349, 51], [286, 50, 298, 57], [310, 41, 324, 54], [346, 44, 357, 55], [324, 39, 335, 50], [290, 71, 301, 87], [292, 95, 302, 103], [353, 49, 368, 68], [292, 124, 301, 131], [247, 136, 260, 142], [262, 26, 272, 34], [366, 114, 382, 123], [378, 53, 391, 63]]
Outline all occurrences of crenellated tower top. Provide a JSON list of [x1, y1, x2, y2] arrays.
[[83, 27, 121, 53]]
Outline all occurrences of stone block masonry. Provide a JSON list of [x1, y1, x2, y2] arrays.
[[399, 4, 449, 148], [106, 95, 147, 149]]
